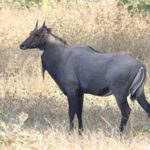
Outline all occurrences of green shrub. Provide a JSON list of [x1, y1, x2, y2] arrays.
[[117, 0, 150, 15]]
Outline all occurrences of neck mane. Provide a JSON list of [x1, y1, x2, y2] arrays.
[[38, 33, 68, 51], [41, 33, 68, 80], [50, 33, 68, 45]]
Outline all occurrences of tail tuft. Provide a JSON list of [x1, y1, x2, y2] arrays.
[[129, 65, 146, 100]]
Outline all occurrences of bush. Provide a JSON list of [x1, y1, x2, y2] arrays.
[[117, 0, 150, 16]]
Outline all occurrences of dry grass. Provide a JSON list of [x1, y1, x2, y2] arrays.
[[0, 1, 150, 149]]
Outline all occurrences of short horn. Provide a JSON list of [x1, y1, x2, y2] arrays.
[[42, 20, 46, 27], [35, 20, 38, 29]]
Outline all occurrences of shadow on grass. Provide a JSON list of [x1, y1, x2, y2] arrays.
[[0, 93, 149, 133]]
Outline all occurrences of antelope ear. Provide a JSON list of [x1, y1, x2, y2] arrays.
[[47, 28, 51, 33], [42, 21, 51, 34], [43, 26, 49, 34]]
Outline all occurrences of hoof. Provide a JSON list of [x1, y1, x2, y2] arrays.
[[78, 129, 83, 136]]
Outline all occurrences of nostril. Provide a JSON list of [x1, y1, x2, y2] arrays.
[[20, 44, 25, 49], [20, 44, 23, 48]]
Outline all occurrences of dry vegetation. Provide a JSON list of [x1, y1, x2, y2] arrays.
[[0, 1, 150, 149]]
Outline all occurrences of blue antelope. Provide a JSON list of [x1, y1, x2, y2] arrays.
[[20, 21, 150, 133]]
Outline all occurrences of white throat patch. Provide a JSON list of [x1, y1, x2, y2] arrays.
[[38, 49, 44, 56]]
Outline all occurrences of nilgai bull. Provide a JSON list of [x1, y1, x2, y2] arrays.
[[20, 21, 150, 133]]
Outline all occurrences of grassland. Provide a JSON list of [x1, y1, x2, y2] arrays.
[[0, 1, 150, 149]]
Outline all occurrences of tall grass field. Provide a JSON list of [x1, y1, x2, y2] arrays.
[[0, 1, 150, 149]]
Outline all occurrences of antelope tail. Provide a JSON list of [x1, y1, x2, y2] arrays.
[[129, 66, 146, 100]]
